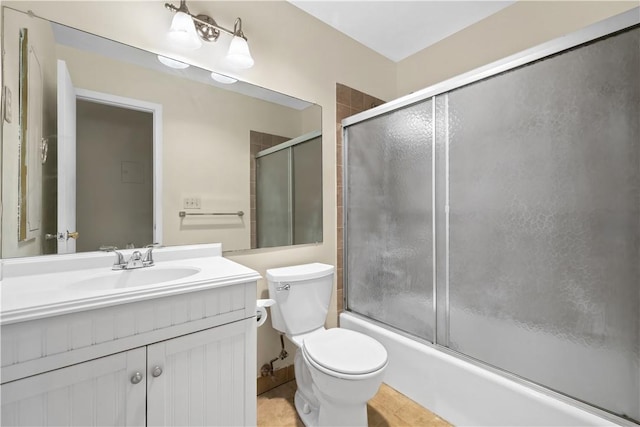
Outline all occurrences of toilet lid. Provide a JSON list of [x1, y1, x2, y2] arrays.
[[303, 328, 387, 375]]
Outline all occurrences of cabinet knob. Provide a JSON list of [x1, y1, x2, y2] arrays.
[[152, 365, 163, 377], [130, 372, 143, 384]]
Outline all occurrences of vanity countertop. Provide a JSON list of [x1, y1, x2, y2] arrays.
[[0, 244, 260, 325]]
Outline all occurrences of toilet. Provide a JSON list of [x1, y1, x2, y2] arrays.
[[266, 263, 388, 427]]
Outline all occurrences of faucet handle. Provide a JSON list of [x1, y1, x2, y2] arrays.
[[142, 243, 161, 266], [101, 247, 126, 270]]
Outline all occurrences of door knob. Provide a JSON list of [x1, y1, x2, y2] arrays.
[[45, 231, 79, 241], [151, 365, 163, 377], [130, 372, 143, 384]]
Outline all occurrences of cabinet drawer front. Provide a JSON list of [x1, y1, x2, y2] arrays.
[[1, 347, 146, 427], [146, 318, 255, 427]]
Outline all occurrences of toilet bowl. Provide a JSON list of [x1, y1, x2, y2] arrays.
[[266, 263, 388, 427], [302, 328, 388, 426]]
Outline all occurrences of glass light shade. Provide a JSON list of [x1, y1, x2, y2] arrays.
[[210, 72, 238, 84], [157, 55, 190, 69], [168, 11, 202, 50], [226, 36, 254, 69]]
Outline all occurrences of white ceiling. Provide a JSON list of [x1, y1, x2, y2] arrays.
[[289, 1, 516, 62]]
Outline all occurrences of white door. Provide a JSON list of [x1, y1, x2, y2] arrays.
[[1, 348, 146, 426], [56, 59, 77, 254], [146, 319, 256, 426]]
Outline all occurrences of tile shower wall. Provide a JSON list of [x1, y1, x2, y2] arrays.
[[336, 84, 385, 314], [250, 131, 291, 249]]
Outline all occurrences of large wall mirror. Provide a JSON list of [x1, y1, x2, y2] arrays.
[[1, 7, 323, 259]]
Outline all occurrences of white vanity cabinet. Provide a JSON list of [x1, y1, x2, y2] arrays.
[[1, 319, 255, 427], [147, 318, 254, 426], [1, 318, 255, 427], [0, 244, 260, 427], [2, 347, 147, 426]]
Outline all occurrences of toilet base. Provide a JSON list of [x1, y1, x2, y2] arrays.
[[294, 389, 318, 427], [316, 399, 368, 427], [294, 380, 371, 427]]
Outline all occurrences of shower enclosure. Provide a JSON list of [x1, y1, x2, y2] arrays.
[[343, 13, 639, 422]]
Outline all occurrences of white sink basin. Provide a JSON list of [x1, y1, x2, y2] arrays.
[[69, 267, 201, 291], [1, 244, 264, 325]]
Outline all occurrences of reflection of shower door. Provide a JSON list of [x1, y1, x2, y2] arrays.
[[256, 133, 322, 248], [256, 148, 292, 248]]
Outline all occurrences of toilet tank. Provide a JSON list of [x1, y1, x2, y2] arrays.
[[266, 263, 334, 336]]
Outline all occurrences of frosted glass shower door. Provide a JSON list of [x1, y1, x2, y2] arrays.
[[345, 101, 435, 341], [446, 27, 640, 419]]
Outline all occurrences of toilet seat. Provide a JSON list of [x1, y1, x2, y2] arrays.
[[302, 328, 387, 377]]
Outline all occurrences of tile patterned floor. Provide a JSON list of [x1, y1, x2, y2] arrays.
[[257, 381, 452, 427]]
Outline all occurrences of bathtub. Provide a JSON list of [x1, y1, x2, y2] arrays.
[[340, 312, 632, 427]]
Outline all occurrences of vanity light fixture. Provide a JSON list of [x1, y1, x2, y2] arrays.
[[165, 0, 255, 69]]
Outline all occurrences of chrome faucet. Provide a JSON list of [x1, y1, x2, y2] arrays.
[[125, 251, 145, 269], [101, 245, 159, 270]]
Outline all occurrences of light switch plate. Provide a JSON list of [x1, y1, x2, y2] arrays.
[[183, 197, 201, 209]]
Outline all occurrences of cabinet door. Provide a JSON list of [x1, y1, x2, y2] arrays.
[[147, 318, 256, 426], [1, 347, 146, 426]]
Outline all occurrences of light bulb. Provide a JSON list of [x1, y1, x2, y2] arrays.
[[226, 36, 254, 69], [168, 11, 202, 50]]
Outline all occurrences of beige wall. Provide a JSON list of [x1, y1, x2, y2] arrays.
[[300, 104, 322, 135], [397, 1, 637, 96]]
